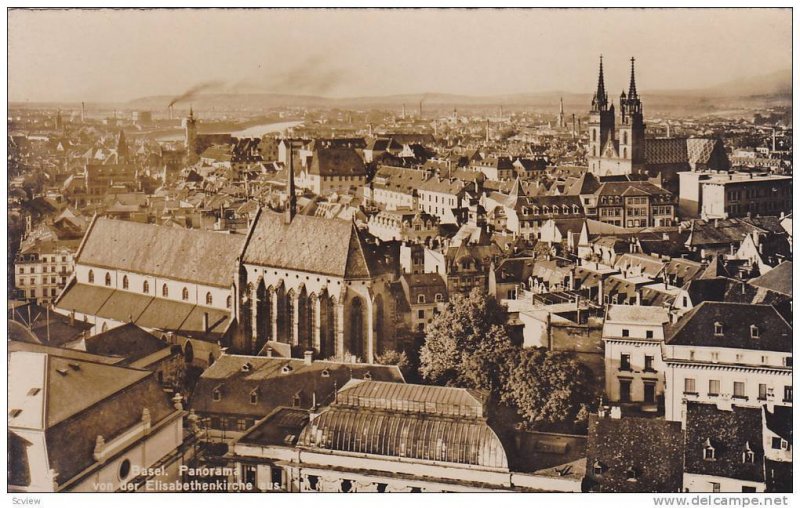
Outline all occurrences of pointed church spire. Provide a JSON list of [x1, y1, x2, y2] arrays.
[[509, 176, 525, 199], [593, 55, 608, 111], [285, 142, 296, 224], [628, 57, 638, 99]]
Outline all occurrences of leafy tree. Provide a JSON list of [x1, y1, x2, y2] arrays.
[[375, 349, 413, 380], [418, 288, 517, 394], [503, 348, 596, 430]]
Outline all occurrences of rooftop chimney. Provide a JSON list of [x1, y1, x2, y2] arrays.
[[610, 406, 622, 419], [304, 350, 314, 365], [266, 347, 273, 358]]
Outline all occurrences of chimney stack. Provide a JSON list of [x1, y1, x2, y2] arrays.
[[266, 347, 273, 358], [304, 350, 314, 365]]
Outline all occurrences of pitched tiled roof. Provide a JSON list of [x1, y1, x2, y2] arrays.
[[56, 283, 232, 341], [9, 351, 176, 487], [77, 218, 244, 287], [307, 147, 366, 177], [242, 210, 380, 279], [82, 323, 168, 364], [645, 138, 689, 165], [749, 262, 792, 296], [684, 403, 764, 484], [665, 301, 791, 352], [585, 414, 683, 493], [190, 355, 403, 418]]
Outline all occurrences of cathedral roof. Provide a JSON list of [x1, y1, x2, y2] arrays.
[[645, 138, 689, 165], [76, 217, 244, 288], [242, 210, 380, 279]]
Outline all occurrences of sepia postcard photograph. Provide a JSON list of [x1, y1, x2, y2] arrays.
[[4, 4, 795, 506]]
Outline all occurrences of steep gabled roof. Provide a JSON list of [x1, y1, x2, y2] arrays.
[[665, 301, 791, 352], [77, 218, 243, 287], [242, 210, 380, 279]]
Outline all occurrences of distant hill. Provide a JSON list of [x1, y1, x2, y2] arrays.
[[649, 69, 791, 99], [123, 69, 792, 115]]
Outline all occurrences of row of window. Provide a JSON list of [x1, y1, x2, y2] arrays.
[[619, 353, 656, 371], [416, 294, 444, 304], [684, 378, 792, 402], [18, 265, 69, 274], [87, 270, 231, 308], [521, 205, 581, 216]]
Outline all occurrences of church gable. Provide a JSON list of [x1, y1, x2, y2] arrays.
[[602, 138, 619, 159]]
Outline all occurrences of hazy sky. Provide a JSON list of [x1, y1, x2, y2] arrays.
[[8, 8, 792, 103]]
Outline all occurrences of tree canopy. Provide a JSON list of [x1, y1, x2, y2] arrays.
[[418, 288, 597, 430]]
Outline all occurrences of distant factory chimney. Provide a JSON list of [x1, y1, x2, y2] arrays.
[[81, 102, 85, 123], [772, 128, 777, 152]]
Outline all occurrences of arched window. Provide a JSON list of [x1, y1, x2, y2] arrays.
[[206, 292, 213, 305], [592, 129, 597, 142], [88, 270, 94, 283], [623, 147, 627, 159], [104, 272, 112, 287], [226, 295, 232, 309], [143, 280, 150, 294], [122, 275, 129, 290], [623, 131, 628, 145], [162, 284, 169, 297], [182, 287, 189, 301]]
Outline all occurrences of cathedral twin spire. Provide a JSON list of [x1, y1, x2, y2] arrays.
[[592, 55, 641, 116]]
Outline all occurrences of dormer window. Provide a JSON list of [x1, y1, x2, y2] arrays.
[[250, 388, 259, 405], [742, 441, 755, 464], [241, 362, 253, 372], [212, 386, 222, 402], [625, 467, 639, 482], [417, 294, 426, 304], [592, 460, 606, 476], [703, 439, 716, 461], [435, 293, 443, 302], [714, 322, 723, 336], [750, 325, 759, 339], [364, 371, 372, 380], [321, 368, 330, 378], [282, 365, 293, 374]]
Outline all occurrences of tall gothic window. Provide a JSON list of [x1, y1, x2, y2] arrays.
[[122, 275, 129, 290], [206, 292, 213, 305], [182, 287, 190, 301], [88, 270, 94, 283], [162, 284, 169, 297], [104, 272, 112, 287], [350, 297, 364, 360]]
